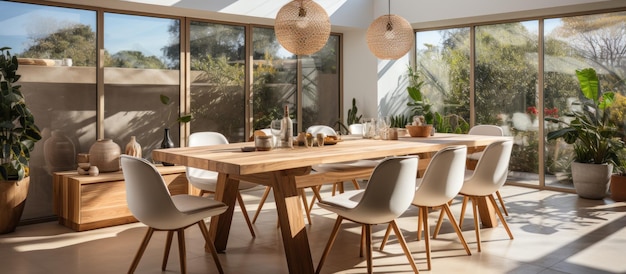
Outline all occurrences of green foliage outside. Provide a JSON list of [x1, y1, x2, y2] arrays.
[[546, 68, 624, 166]]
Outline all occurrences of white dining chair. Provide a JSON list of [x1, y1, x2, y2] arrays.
[[380, 146, 471, 270], [315, 157, 420, 274], [466, 125, 508, 215], [120, 155, 227, 274], [187, 131, 256, 237], [442, 140, 514, 252], [305, 125, 379, 216]]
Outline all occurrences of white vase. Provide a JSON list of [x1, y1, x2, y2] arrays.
[[124, 136, 142, 158]]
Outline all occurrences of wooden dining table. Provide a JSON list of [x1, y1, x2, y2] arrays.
[[152, 133, 511, 274]]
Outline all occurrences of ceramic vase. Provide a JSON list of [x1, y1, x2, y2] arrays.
[[160, 128, 175, 166], [89, 139, 121, 172], [43, 130, 76, 174], [124, 136, 142, 157]]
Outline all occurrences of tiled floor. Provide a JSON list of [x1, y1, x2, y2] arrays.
[[1, 184, 625, 274]]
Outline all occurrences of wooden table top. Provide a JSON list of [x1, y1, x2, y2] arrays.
[[152, 133, 511, 176]]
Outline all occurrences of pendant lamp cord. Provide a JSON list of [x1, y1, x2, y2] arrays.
[[386, 0, 393, 31]]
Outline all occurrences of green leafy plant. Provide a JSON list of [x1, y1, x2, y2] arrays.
[[406, 66, 434, 124], [160, 94, 192, 124], [546, 68, 624, 166], [347, 98, 362, 125], [1, 47, 42, 181]]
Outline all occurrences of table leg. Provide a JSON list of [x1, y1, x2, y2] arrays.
[[209, 173, 240, 252], [477, 196, 498, 228], [271, 170, 315, 274]]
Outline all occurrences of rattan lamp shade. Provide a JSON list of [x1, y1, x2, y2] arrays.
[[275, 0, 331, 55], [366, 14, 414, 60]]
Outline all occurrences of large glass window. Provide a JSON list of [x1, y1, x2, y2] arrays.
[[415, 28, 471, 133], [0, 1, 97, 219], [475, 21, 540, 186], [544, 12, 626, 190], [252, 27, 298, 132], [301, 35, 340, 130], [103, 13, 180, 161], [189, 21, 246, 142], [251, 27, 341, 134]]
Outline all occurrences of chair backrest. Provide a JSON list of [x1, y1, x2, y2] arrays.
[[414, 146, 467, 207], [349, 123, 363, 136], [189, 131, 229, 147], [462, 140, 513, 196], [121, 155, 180, 228], [187, 132, 228, 180], [352, 156, 418, 224], [468, 125, 503, 136], [306, 125, 337, 136]]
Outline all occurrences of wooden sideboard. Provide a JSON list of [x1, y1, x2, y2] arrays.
[[53, 165, 188, 231]]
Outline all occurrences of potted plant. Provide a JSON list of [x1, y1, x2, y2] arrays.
[[1, 47, 42, 233], [546, 68, 624, 199], [406, 65, 435, 136]]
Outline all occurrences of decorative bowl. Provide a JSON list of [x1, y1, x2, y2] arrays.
[[406, 125, 433, 137]]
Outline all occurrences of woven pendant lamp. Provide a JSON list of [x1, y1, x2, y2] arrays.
[[366, 1, 414, 60], [275, 0, 331, 55]]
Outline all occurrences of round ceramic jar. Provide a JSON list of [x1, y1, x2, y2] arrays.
[[89, 139, 121, 172]]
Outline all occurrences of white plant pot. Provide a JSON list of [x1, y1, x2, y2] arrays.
[[571, 162, 612, 200]]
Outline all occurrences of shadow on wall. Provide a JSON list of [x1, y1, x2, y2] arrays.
[[379, 66, 411, 118]]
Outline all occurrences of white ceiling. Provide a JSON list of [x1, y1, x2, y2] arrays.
[[45, 0, 626, 30]]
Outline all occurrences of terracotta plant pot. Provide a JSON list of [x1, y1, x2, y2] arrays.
[[610, 174, 626, 202], [406, 125, 433, 137]]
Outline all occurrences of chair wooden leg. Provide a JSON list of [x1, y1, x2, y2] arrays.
[[495, 190, 509, 216], [299, 188, 312, 224], [128, 227, 155, 274], [420, 206, 432, 270], [176, 228, 186, 274], [198, 221, 224, 274], [364, 224, 373, 274], [432, 207, 446, 239], [390, 220, 419, 274], [252, 186, 271, 224], [351, 179, 361, 190], [471, 197, 482, 252], [488, 194, 514, 239], [237, 192, 256, 237], [416, 207, 422, 241], [442, 203, 471, 256], [459, 196, 469, 228], [332, 183, 337, 196], [308, 186, 324, 213], [360, 225, 366, 257], [379, 223, 393, 250], [162, 231, 174, 270], [316, 216, 343, 274]]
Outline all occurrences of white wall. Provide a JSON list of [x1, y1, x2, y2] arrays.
[[342, 29, 379, 120]]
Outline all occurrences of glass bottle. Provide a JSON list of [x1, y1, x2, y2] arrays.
[[280, 105, 293, 148]]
